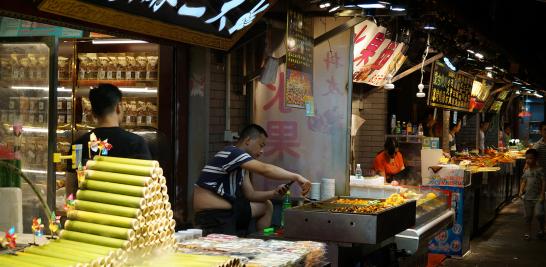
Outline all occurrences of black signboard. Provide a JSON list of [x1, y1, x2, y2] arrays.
[[81, 0, 269, 38], [285, 9, 313, 108], [427, 61, 473, 111], [487, 90, 511, 113], [39, 0, 274, 50]]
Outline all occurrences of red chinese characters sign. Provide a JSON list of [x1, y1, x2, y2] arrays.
[[352, 20, 408, 86]]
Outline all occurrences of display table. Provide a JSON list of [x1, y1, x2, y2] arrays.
[[177, 234, 327, 267]]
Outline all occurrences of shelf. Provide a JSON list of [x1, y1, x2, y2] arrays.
[[385, 134, 425, 138], [77, 79, 158, 87]]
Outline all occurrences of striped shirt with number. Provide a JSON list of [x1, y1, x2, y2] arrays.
[[196, 146, 253, 203]]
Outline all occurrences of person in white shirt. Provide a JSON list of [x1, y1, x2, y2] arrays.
[[479, 121, 490, 154], [449, 120, 462, 155]]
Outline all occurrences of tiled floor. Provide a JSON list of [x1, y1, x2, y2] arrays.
[[442, 199, 546, 267]]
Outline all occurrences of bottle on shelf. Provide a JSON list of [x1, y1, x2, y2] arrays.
[[281, 190, 292, 228], [355, 164, 363, 179], [413, 123, 418, 136], [418, 123, 424, 136], [401, 122, 407, 135], [396, 121, 401, 134], [406, 122, 412, 135]]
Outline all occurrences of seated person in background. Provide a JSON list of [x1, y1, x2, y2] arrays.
[[193, 124, 311, 236], [478, 121, 490, 154], [449, 120, 462, 155], [374, 138, 405, 183], [503, 124, 512, 148]]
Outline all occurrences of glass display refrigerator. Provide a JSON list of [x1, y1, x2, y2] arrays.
[[0, 36, 160, 233], [0, 37, 58, 232]]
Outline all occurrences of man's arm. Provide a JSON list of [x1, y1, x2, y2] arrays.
[[241, 159, 310, 195], [241, 172, 289, 202]]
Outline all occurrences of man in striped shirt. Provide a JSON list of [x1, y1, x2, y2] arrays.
[[193, 124, 311, 236]]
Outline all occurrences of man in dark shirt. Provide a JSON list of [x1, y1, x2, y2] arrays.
[[67, 84, 151, 194], [193, 124, 311, 236]]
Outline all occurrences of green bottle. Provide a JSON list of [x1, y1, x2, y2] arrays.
[[281, 190, 292, 227]]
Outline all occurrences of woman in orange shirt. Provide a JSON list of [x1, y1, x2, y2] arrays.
[[374, 138, 405, 183]]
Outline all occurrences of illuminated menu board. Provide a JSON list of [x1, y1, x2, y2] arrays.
[[427, 61, 474, 111]]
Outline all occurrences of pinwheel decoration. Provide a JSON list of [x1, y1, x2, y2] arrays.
[[49, 211, 61, 238], [88, 133, 112, 157], [4, 226, 17, 249], [64, 193, 76, 212], [31, 217, 44, 245]]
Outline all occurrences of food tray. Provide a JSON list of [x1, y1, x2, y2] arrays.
[[284, 197, 416, 244]]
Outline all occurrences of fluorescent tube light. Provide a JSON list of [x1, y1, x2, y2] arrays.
[[92, 39, 148, 44], [358, 4, 386, 8], [118, 87, 157, 93]]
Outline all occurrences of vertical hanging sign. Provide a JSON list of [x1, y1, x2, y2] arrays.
[[352, 20, 408, 86], [285, 9, 313, 109]]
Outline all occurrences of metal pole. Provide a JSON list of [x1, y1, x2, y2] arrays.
[[345, 28, 355, 196], [47, 36, 59, 215], [442, 110, 450, 152], [225, 53, 232, 135]]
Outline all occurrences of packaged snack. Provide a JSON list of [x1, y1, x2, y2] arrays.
[[135, 55, 147, 80], [29, 97, 39, 111], [1, 57, 12, 80], [0, 110, 7, 123], [87, 53, 98, 80], [126, 55, 137, 80], [19, 56, 30, 80], [19, 96, 29, 113], [98, 56, 109, 80], [38, 56, 48, 80], [9, 97, 19, 111], [78, 54, 88, 79], [107, 56, 118, 80], [117, 55, 127, 80], [146, 56, 158, 80], [28, 54, 38, 80], [58, 56, 69, 80], [10, 54, 21, 80]]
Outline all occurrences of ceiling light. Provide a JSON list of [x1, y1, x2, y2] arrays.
[[516, 90, 521, 94], [11, 86, 68, 91], [423, 25, 436, 30], [474, 53, 484, 59], [485, 66, 493, 70], [390, 6, 405, 11], [443, 57, 456, 71], [358, 4, 386, 8], [384, 74, 395, 90], [92, 39, 147, 44], [486, 72, 493, 78], [118, 87, 158, 93], [535, 93, 543, 98], [329, 5, 340, 12], [466, 49, 475, 54], [513, 81, 522, 85], [416, 83, 426, 98], [319, 2, 331, 8]]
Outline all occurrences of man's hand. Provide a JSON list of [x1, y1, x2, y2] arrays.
[[296, 175, 311, 195], [273, 184, 290, 197]]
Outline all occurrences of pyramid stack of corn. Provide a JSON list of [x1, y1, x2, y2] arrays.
[[0, 156, 181, 266]]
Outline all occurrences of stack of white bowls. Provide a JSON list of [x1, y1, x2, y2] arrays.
[[320, 178, 336, 200], [309, 182, 321, 200]]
